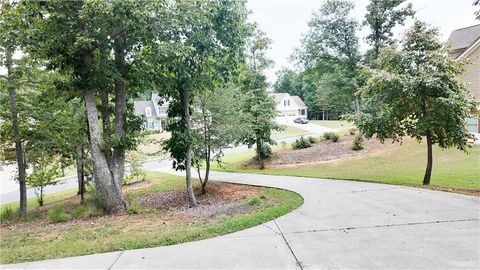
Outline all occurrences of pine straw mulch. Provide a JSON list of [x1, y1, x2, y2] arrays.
[[245, 135, 389, 169], [137, 182, 263, 218]]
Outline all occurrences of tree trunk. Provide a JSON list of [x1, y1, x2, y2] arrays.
[[39, 186, 44, 206], [75, 144, 85, 203], [354, 96, 361, 115], [181, 87, 197, 207], [61, 163, 65, 177], [111, 34, 128, 191], [84, 89, 126, 212], [6, 46, 27, 217], [256, 139, 264, 169], [201, 144, 211, 195], [100, 91, 112, 169], [423, 130, 433, 185], [196, 165, 203, 186], [201, 105, 210, 194]]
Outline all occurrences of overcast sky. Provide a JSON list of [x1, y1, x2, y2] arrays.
[[247, 0, 479, 85]]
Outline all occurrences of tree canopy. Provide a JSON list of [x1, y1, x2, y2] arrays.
[[355, 21, 478, 185]]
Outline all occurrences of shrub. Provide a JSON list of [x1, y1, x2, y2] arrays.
[[27, 159, 61, 206], [247, 196, 262, 206], [330, 133, 340, 142], [258, 144, 272, 159], [0, 206, 15, 223], [292, 136, 311, 149], [48, 205, 69, 223], [128, 199, 140, 214], [352, 134, 364, 150], [128, 156, 146, 183], [323, 131, 334, 140], [123, 175, 134, 186], [349, 128, 358, 135], [307, 136, 316, 144], [72, 205, 87, 218]]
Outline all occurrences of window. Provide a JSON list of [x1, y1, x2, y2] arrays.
[[284, 100, 290, 106], [145, 107, 152, 117]]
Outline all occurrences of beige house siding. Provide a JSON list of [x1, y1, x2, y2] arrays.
[[460, 44, 480, 101]]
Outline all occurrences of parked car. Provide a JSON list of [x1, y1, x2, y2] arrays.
[[293, 118, 309, 124]]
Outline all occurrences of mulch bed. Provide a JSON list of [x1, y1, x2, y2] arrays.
[[247, 135, 389, 168], [137, 182, 263, 218]]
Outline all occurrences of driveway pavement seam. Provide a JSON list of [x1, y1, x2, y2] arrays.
[[274, 220, 304, 270], [283, 218, 480, 235], [107, 251, 124, 270]]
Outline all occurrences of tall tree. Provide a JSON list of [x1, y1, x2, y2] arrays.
[[24, 0, 150, 212], [239, 29, 279, 169], [298, 0, 361, 114], [192, 83, 245, 194], [160, 0, 249, 206], [273, 68, 302, 97], [355, 21, 478, 185], [1, 1, 33, 216], [364, 0, 414, 64]]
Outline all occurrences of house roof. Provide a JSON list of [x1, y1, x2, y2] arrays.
[[446, 24, 480, 58], [133, 101, 157, 117], [269, 93, 288, 103], [268, 92, 308, 108], [291, 95, 307, 108]]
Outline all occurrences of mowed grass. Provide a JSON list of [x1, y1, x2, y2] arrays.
[[0, 172, 303, 264], [273, 124, 310, 138], [0, 188, 78, 213], [213, 138, 480, 190], [310, 120, 355, 129]]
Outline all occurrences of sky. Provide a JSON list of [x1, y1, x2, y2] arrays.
[[246, 0, 480, 85]]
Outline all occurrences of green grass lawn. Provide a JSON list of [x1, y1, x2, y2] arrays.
[[310, 120, 355, 129], [272, 124, 310, 138], [1, 188, 78, 213], [213, 138, 480, 191], [0, 172, 303, 264]]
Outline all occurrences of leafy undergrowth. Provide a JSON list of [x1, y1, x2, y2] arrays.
[[213, 137, 480, 193], [0, 172, 303, 264]]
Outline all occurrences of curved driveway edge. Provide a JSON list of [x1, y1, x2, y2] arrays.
[[3, 171, 480, 269]]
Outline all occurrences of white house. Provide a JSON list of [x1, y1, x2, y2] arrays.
[[133, 93, 169, 131], [269, 93, 308, 122]]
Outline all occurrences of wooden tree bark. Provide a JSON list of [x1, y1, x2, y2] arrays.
[[84, 88, 126, 212], [202, 143, 211, 194], [112, 34, 127, 191], [6, 46, 27, 217], [100, 91, 112, 169], [256, 139, 264, 169], [423, 130, 433, 185], [75, 144, 85, 203], [181, 87, 197, 207]]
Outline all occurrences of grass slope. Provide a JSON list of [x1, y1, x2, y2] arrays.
[[213, 138, 480, 190]]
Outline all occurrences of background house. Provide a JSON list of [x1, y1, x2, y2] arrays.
[[133, 93, 169, 131], [447, 24, 480, 134], [269, 92, 308, 122]]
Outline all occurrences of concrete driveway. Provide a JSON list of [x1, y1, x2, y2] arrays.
[[4, 171, 479, 269]]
